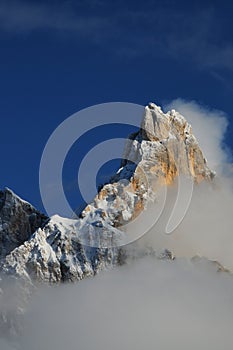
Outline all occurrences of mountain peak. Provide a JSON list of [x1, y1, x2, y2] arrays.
[[0, 103, 215, 285], [0, 102, 218, 336], [81, 102, 214, 234]]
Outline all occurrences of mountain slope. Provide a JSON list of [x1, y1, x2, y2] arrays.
[[1, 214, 119, 283]]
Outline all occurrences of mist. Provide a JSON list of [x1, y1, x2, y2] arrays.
[[140, 177, 233, 269], [2, 257, 233, 350]]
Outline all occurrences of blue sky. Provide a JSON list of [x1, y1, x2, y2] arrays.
[[0, 0, 233, 213]]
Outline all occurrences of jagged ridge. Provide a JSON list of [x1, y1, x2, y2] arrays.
[[0, 188, 48, 261]]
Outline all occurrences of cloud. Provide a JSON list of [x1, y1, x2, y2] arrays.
[[0, 339, 15, 350], [0, 1, 233, 74], [160, 9, 233, 71], [0, 1, 109, 37], [210, 71, 233, 94], [2, 257, 233, 350], [113, 6, 233, 72]]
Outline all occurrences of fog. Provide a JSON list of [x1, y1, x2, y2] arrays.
[[139, 175, 233, 270], [1, 99, 233, 349], [2, 257, 233, 350]]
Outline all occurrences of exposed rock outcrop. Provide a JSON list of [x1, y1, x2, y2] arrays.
[[0, 188, 48, 260], [81, 103, 214, 229]]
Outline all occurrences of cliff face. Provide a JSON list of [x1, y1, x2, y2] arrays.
[[0, 102, 214, 285], [81, 103, 214, 230], [0, 188, 48, 261]]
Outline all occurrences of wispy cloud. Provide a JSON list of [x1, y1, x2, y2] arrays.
[[164, 17, 233, 71], [0, 1, 109, 37], [122, 7, 233, 71], [210, 71, 233, 93], [0, 1, 233, 75]]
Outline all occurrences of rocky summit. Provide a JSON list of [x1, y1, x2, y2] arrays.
[[81, 102, 214, 231], [0, 102, 215, 287]]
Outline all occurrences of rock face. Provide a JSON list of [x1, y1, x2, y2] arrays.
[[1, 215, 118, 284], [0, 188, 48, 260], [81, 103, 214, 230], [0, 102, 215, 285]]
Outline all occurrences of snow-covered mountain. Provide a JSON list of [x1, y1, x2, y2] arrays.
[[0, 102, 215, 286], [2, 101, 230, 339]]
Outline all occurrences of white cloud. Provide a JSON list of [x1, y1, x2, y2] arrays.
[[4, 257, 233, 350], [0, 1, 108, 36], [1, 1, 233, 73]]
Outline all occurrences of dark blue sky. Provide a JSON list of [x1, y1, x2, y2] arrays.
[[0, 0, 233, 213]]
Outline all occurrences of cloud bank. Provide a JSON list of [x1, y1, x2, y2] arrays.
[[2, 257, 233, 350]]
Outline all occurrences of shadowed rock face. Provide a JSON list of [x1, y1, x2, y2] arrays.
[[0, 103, 215, 286], [0, 188, 48, 260]]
